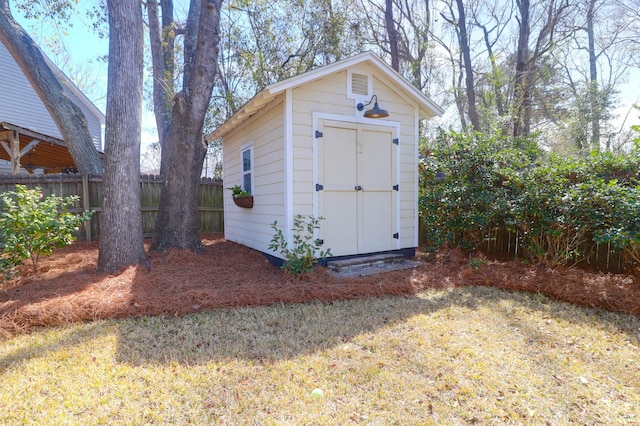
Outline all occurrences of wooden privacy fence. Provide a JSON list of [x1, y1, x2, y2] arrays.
[[418, 220, 625, 272], [478, 227, 625, 272], [0, 173, 224, 241]]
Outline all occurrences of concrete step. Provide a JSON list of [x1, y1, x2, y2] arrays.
[[327, 253, 420, 278]]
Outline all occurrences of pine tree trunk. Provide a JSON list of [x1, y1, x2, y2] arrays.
[[456, 0, 480, 131], [150, 0, 222, 253], [513, 0, 531, 137], [586, 0, 600, 151], [97, 0, 146, 273], [151, 98, 207, 252], [385, 0, 400, 71]]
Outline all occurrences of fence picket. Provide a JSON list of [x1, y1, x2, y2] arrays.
[[0, 174, 224, 240]]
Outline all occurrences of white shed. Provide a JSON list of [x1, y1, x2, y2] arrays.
[[207, 52, 443, 263]]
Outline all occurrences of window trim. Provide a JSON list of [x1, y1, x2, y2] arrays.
[[240, 141, 254, 195]]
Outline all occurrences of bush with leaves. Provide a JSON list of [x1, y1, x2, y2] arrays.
[[506, 152, 640, 267], [0, 185, 93, 275], [268, 215, 332, 278], [503, 156, 588, 266], [419, 130, 542, 252], [420, 130, 640, 269]]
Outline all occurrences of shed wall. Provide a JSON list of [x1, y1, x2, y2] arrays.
[[222, 99, 286, 253], [290, 63, 420, 251]]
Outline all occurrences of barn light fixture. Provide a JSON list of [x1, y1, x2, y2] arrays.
[[357, 95, 389, 118]]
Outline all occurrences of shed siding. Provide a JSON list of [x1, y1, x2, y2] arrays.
[[0, 42, 103, 151], [290, 65, 420, 251], [372, 75, 419, 249], [291, 71, 347, 217], [219, 56, 432, 260], [222, 99, 286, 254]]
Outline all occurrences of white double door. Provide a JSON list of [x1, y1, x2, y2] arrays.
[[317, 119, 398, 257]]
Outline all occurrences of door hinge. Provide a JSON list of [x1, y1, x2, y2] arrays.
[[315, 183, 324, 191], [393, 138, 399, 145], [315, 130, 323, 138], [316, 239, 324, 245], [392, 184, 399, 191], [393, 233, 399, 239]]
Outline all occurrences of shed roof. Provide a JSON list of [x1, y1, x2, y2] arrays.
[[207, 51, 443, 141]]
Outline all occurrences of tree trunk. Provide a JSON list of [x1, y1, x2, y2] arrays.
[[513, 0, 531, 137], [97, 0, 146, 273], [479, 23, 505, 116], [455, 0, 480, 131], [385, 0, 400, 71], [586, 0, 600, 151], [147, 0, 174, 149], [151, 109, 207, 252], [150, 0, 222, 252], [0, 0, 103, 175]]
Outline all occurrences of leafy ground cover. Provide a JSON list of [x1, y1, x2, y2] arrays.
[[1, 233, 639, 423]]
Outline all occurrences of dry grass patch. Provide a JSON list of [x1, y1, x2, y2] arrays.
[[1, 286, 639, 425]]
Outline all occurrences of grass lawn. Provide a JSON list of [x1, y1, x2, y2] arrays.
[[1, 285, 639, 425]]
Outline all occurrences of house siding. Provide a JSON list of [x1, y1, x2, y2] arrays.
[[222, 99, 286, 254], [0, 42, 103, 174]]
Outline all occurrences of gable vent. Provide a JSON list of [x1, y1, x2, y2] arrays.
[[351, 73, 369, 96]]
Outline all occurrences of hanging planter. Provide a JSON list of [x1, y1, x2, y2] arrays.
[[233, 195, 254, 208], [228, 184, 253, 208]]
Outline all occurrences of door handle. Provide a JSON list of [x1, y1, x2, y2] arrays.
[[355, 185, 363, 191]]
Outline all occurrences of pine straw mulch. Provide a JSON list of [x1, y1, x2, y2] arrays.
[[1, 233, 639, 338]]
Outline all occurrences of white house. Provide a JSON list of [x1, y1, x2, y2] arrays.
[[207, 52, 443, 262], [0, 39, 104, 174]]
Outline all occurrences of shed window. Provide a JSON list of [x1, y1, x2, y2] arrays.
[[241, 145, 253, 193]]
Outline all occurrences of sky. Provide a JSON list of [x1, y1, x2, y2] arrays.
[[14, 1, 160, 148]]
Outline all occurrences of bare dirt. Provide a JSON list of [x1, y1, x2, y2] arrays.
[[1, 233, 639, 338]]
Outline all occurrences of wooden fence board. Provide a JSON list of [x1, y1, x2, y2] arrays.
[[477, 227, 625, 272], [0, 174, 224, 240]]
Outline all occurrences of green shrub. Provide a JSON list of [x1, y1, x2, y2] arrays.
[[0, 185, 93, 275], [420, 130, 640, 269], [268, 215, 332, 278], [503, 156, 580, 266], [419, 130, 541, 252]]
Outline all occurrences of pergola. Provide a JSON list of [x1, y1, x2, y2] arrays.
[[0, 121, 78, 174]]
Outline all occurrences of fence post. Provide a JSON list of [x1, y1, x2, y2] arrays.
[[82, 174, 92, 242]]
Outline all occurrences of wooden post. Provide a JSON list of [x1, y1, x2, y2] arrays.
[[10, 131, 20, 175], [82, 174, 92, 242]]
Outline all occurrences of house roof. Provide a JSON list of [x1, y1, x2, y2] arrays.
[[0, 38, 105, 173], [207, 51, 444, 141], [43, 53, 106, 126], [0, 121, 88, 173]]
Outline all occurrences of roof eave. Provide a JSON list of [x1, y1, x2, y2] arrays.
[[207, 51, 444, 141], [206, 88, 277, 141], [42, 52, 106, 125]]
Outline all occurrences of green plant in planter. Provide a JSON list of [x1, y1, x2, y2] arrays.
[[268, 215, 332, 278], [228, 184, 251, 198]]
